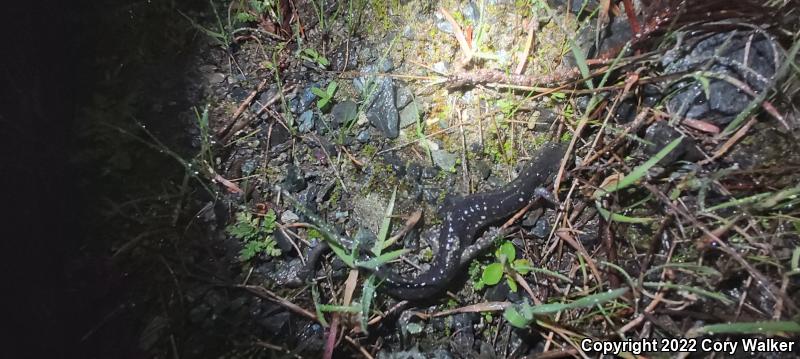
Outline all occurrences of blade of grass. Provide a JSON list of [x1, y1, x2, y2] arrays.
[[688, 321, 800, 337], [312, 284, 330, 327], [594, 136, 684, 198], [318, 304, 361, 313], [642, 282, 733, 305], [357, 249, 409, 270], [373, 187, 397, 255], [595, 203, 655, 223], [359, 275, 377, 335], [530, 288, 629, 315], [644, 263, 721, 278]]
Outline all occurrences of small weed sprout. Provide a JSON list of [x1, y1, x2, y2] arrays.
[[227, 209, 281, 261], [300, 48, 330, 68], [311, 81, 338, 110], [476, 241, 532, 293]]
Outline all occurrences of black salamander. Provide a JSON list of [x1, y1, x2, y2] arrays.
[[376, 143, 567, 300], [282, 143, 566, 300]]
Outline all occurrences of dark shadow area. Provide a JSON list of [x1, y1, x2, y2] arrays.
[[2, 0, 201, 357]]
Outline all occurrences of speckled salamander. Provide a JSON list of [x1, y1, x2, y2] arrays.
[[376, 143, 567, 300], [283, 143, 566, 300]]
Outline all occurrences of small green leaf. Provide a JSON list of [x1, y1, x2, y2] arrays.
[[238, 241, 265, 261], [502, 306, 531, 328], [482, 263, 504, 285], [498, 241, 516, 262], [311, 87, 329, 99], [503, 301, 536, 328], [326, 81, 338, 96], [473, 278, 485, 291], [506, 276, 518, 293], [317, 97, 330, 110], [513, 259, 532, 275], [302, 48, 319, 58]]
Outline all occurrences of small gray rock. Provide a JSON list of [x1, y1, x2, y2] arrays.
[[205, 72, 226, 84], [365, 79, 400, 138], [282, 165, 307, 192], [356, 130, 370, 143], [435, 12, 454, 33], [395, 85, 413, 109], [399, 101, 421, 129], [298, 110, 315, 133], [331, 100, 358, 128], [431, 149, 458, 171], [280, 210, 300, 223], [462, 1, 480, 23]]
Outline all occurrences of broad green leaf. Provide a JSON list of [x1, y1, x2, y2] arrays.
[[326, 81, 338, 96], [503, 306, 531, 328], [310, 87, 329, 99], [482, 263, 504, 285], [317, 98, 330, 109], [498, 241, 516, 262]]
